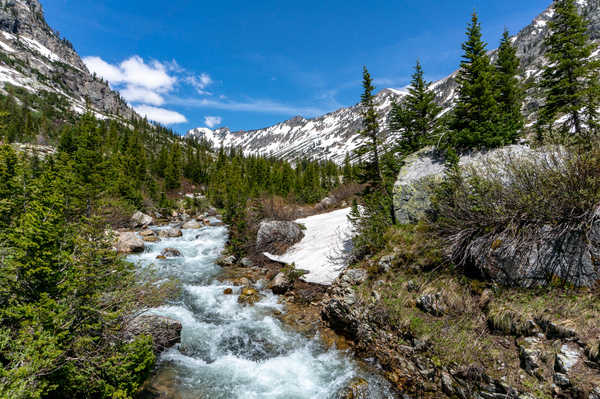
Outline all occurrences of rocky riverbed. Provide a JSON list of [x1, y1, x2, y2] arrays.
[[123, 215, 397, 399]]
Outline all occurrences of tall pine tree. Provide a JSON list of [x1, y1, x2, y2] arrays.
[[389, 60, 442, 154], [494, 30, 524, 141], [537, 0, 597, 139], [450, 12, 502, 149], [355, 66, 383, 190]]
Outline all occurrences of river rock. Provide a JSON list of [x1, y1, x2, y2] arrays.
[[116, 232, 145, 254], [240, 257, 254, 267], [216, 255, 236, 267], [336, 377, 370, 399], [256, 220, 304, 254], [207, 207, 218, 217], [269, 272, 292, 294], [125, 315, 182, 354], [161, 248, 182, 258], [159, 228, 182, 238], [140, 229, 156, 237], [182, 220, 202, 229], [143, 236, 160, 243], [238, 287, 262, 305], [223, 288, 233, 295], [131, 211, 153, 228]]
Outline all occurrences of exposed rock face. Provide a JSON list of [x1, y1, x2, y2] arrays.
[[116, 232, 144, 254], [131, 211, 153, 228], [256, 220, 304, 254], [125, 315, 182, 355], [0, 0, 135, 119], [393, 145, 533, 224]]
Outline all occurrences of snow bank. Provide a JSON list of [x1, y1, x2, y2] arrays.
[[264, 207, 354, 285]]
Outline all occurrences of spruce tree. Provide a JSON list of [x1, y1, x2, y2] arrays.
[[494, 30, 524, 141], [356, 66, 382, 190], [390, 60, 442, 154], [450, 12, 501, 149], [537, 0, 597, 139]]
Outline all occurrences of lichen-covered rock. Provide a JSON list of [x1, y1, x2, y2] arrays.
[[116, 232, 144, 254], [393, 145, 534, 224], [124, 315, 182, 354], [256, 220, 304, 254]]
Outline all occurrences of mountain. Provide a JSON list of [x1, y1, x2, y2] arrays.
[[187, 0, 600, 164], [0, 0, 134, 120]]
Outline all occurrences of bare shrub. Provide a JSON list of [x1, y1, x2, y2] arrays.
[[430, 144, 600, 286]]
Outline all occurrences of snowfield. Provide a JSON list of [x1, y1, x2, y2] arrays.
[[264, 207, 354, 285]]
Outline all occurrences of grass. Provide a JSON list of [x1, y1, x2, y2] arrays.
[[354, 223, 600, 394]]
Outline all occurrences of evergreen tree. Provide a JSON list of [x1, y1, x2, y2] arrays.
[[342, 153, 353, 184], [450, 12, 502, 149], [494, 30, 524, 141], [389, 60, 442, 154], [355, 66, 382, 190], [537, 0, 598, 139]]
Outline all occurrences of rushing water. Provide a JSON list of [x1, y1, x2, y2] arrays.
[[128, 222, 395, 399]]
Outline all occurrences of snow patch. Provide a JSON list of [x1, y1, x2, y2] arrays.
[[264, 208, 354, 285]]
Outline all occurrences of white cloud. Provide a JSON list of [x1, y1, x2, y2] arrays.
[[204, 116, 222, 128], [84, 56, 123, 82], [186, 73, 213, 94], [134, 105, 188, 124], [121, 86, 165, 106]]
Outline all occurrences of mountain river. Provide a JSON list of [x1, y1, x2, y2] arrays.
[[127, 221, 395, 398]]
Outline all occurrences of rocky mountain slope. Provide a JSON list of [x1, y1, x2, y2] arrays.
[[188, 0, 600, 164], [0, 0, 134, 120]]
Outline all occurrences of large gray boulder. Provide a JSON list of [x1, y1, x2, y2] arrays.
[[131, 211, 153, 228], [124, 315, 182, 354], [116, 232, 145, 254], [256, 220, 304, 254], [393, 145, 534, 224]]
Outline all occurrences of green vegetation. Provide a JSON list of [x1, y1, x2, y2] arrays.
[[537, 0, 599, 140]]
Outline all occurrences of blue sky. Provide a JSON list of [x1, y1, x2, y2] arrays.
[[43, 0, 550, 133]]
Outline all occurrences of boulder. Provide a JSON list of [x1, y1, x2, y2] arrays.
[[131, 211, 153, 228], [393, 145, 534, 224], [416, 293, 446, 316], [182, 220, 202, 229], [143, 236, 160, 243], [161, 248, 182, 258], [207, 207, 218, 217], [223, 288, 233, 295], [336, 377, 370, 399], [240, 257, 254, 267], [140, 229, 156, 237], [256, 220, 304, 254], [216, 255, 236, 267], [158, 228, 182, 238], [269, 272, 292, 294], [125, 315, 182, 355], [238, 287, 262, 305], [318, 196, 336, 209], [116, 232, 145, 254]]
